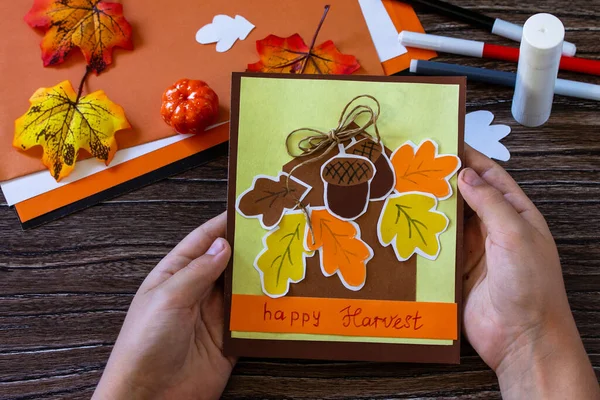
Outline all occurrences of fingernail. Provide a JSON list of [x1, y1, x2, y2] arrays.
[[206, 239, 225, 256], [462, 168, 484, 186]]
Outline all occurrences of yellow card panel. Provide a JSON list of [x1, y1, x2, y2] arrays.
[[233, 77, 459, 345]]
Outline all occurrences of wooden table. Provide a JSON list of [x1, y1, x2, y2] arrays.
[[1, 1, 598, 398]]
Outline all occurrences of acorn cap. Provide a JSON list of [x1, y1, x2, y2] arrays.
[[322, 156, 374, 186], [346, 137, 382, 163]]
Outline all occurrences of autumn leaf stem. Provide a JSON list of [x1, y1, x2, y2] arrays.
[[302, 5, 331, 73], [395, 204, 427, 245], [321, 219, 357, 262], [274, 223, 302, 285], [75, 67, 92, 104]]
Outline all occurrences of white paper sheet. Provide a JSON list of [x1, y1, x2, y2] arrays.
[[358, 0, 407, 62], [1, 122, 228, 206]]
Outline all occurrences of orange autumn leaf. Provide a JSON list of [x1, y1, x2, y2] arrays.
[[14, 80, 130, 181], [247, 6, 359, 75], [390, 140, 461, 199], [247, 34, 360, 75], [25, 0, 133, 73], [306, 208, 372, 290]]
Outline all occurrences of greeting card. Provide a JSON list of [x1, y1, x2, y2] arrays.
[[225, 73, 465, 363]]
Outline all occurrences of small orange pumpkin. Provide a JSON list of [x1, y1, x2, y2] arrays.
[[160, 79, 219, 134]]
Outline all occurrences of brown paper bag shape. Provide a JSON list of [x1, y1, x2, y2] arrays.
[[282, 143, 417, 301]]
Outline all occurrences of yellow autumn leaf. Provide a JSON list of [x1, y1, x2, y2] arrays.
[[254, 212, 314, 298], [378, 193, 449, 261], [14, 80, 130, 181]]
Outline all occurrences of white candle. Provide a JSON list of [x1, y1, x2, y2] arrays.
[[512, 13, 565, 127]]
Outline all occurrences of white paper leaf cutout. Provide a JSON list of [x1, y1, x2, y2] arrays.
[[196, 15, 255, 53], [465, 110, 511, 161]]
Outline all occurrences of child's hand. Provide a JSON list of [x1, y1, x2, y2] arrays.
[[459, 147, 599, 399], [93, 213, 235, 400]]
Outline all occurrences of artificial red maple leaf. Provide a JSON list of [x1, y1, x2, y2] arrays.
[[25, 0, 134, 74], [247, 6, 360, 75]]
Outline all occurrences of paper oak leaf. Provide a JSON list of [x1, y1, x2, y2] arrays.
[[306, 208, 373, 291], [378, 193, 449, 261], [247, 34, 360, 75], [14, 80, 130, 181], [255, 212, 313, 298], [390, 140, 461, 200], [236, 173, 311, 229], [25, 0, 134, 74]]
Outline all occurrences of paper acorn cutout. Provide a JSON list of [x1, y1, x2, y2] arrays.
[[346, 137, 395, 200], [321, 153, 375, 220]]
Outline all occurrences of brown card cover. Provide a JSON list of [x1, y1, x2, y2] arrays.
[[224, 73, 466, 364]]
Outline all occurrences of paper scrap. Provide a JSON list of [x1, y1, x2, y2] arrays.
[[465, 110, 511, 161], [358, 0, 408, 62], [196, 15, 255, 52]]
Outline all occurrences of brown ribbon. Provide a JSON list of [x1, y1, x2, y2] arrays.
[[283, 94, 381, 244]]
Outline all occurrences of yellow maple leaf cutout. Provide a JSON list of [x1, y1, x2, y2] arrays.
[[306, 208, 373, 291], [254, 211, 314, 298], [378, 193, 449, 261], [14, 80, 130, 181]]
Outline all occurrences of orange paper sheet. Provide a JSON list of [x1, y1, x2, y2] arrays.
[[15, 124, 229, 223], [0, 0, 383, 181], [381, 0, 437, 75], [230, 294, 458, 340]]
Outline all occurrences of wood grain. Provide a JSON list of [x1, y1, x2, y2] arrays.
[[1, 0, 599, 397]]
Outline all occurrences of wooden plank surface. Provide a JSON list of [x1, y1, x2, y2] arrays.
[[1, 0, 599, 398]]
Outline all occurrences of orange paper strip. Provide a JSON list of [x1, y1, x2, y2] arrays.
[[230, 294, 457, 340]]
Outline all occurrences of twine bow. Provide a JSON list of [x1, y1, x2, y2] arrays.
[[285, 94, 381, 160], [284, 94, 381, 244]]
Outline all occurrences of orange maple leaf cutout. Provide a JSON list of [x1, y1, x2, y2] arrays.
[[306, 208, 372, 290], [247, 6, 360, 75], [390, 140, 461, 199], [25, 0, 133, 73]]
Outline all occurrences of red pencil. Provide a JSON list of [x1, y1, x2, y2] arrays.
[[483, 44, 599, 75], [400, 31, 600, 76]]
